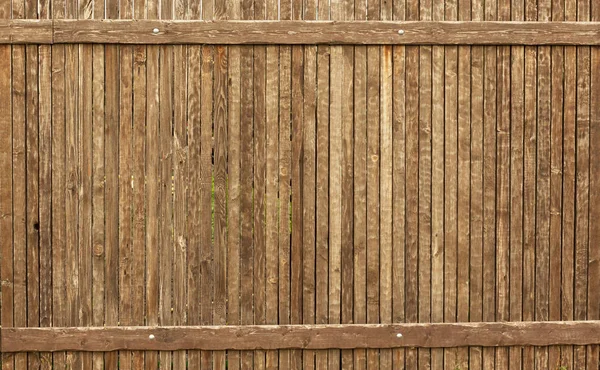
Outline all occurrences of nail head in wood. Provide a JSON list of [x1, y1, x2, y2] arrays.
[[149, 334, 155, 339], [398, 29, 405, 35], [152, 28, 159, 34]]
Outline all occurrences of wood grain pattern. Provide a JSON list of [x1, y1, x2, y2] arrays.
[[4, 321, 600, 352], [2, 0, 600, 368], [3, 20, 600, 44]]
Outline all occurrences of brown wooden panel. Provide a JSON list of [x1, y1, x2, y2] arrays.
[[3, 20, 600, 44], [4, 322, 600, 353]]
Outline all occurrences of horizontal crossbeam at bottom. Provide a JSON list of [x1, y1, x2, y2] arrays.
[[2, 321, 600, 352]]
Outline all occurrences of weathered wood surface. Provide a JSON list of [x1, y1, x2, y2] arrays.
[[2, 20, 600, 44], [4, 321, 600, 353], [0, 19, 52, 43]]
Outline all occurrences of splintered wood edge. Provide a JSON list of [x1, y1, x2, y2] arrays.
[[2, 321, 600, 352], [0, 20, 599, 45]]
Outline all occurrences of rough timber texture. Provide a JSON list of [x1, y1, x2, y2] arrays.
[[0, 0, 599, 368]]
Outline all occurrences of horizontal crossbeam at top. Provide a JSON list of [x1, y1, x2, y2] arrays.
[[3, 321, 600, 352], [1, 20, 600, 45]]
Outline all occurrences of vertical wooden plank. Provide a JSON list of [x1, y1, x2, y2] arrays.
[[104, 0, 119, 367], [186, 40, 201, 370], [457, 33, 470, 370], [404, 16, 419, 370], [574, 0, 590, 368], [496, 9, 511, 370], [78, 41, 94, 370], [392, 34, 406, 370], [482, 1, 497, 369], [171, 5, 187, 369], [200, 44, 214, 370], [279, 5, 292, 370], [213, 4, 227, 370], [64, 0, 79, 368], [25, 43, 41, 370], [225, 1, 241, 369], [340, 1, 354, 369], [418, 1, 434, 368], [444, 0, 458, 367], [251, 0, 266, 366], [353, 1, 367, 369], [328, 43, 342, 370], [158, 14, 174, 370], [588, 2, 600, 368], [11, 39, 27, 370], [430, 0, 444, 368], [0, 39, 13, 370], [418, 2, 433, 370], [24, 0, 41, 366], [535, 0, 552, 369], [11, 52, 24, 370], [278, 41, 292, 370], [470, 23, 485, 370], [118, 38, 133, 370], [226, 32, 242, 370], [366, 43, 381, 370], [131, 42, 146, 370], [315, 41, 330, 370], [587, 3, 600, 368], [51, 27, 67, 370], [65, 38, 80, 370], [561, 0, 576, 367], [548, 0, 565, 368], [145, 14, 160, 370], [523, 19, 537, 370], [302, 0, 317, 368], [172, 0, 187, 369], [91, 0, 106, 359], [379, 44, 393, 370], [38, 0, 52, 356], [185, 2, 200, 370], [239, 0, 254, 367], [213, 44, 228, 370], [469, 3, 484, 370], [91, 43, 106, 370], [290, 40, 303, 370], [315, 3, 331, 370], [375, 0, 393, 367], [264, 23, 279, 370], [508, 0, 524, 369], [0, 10, 9, 370]]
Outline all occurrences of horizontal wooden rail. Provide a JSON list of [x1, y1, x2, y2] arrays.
[[2, 321, 600, 352], [1, 20, 600, 45]]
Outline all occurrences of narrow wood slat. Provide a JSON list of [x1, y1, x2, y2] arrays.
[[186, 42, 202, 370], [4, 20, 600, 44], [12, 44, 27, 370], [50, 42, 67, 370], [172, 41, 186, 370], [392, 43, 406, 370], [0, 42, 14, 370], [25, 43, 41, 370], [4, 321, 600, 352], [199, 44, 214, 370]]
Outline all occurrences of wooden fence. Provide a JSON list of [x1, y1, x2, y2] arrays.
[[0, 0, 599, 366]]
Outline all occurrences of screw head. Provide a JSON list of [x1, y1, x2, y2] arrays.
[[152, 28, 160, 34], [396, 333, 403, 338], [149, 334, 155, 339], [398, 29, 405, 35]]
